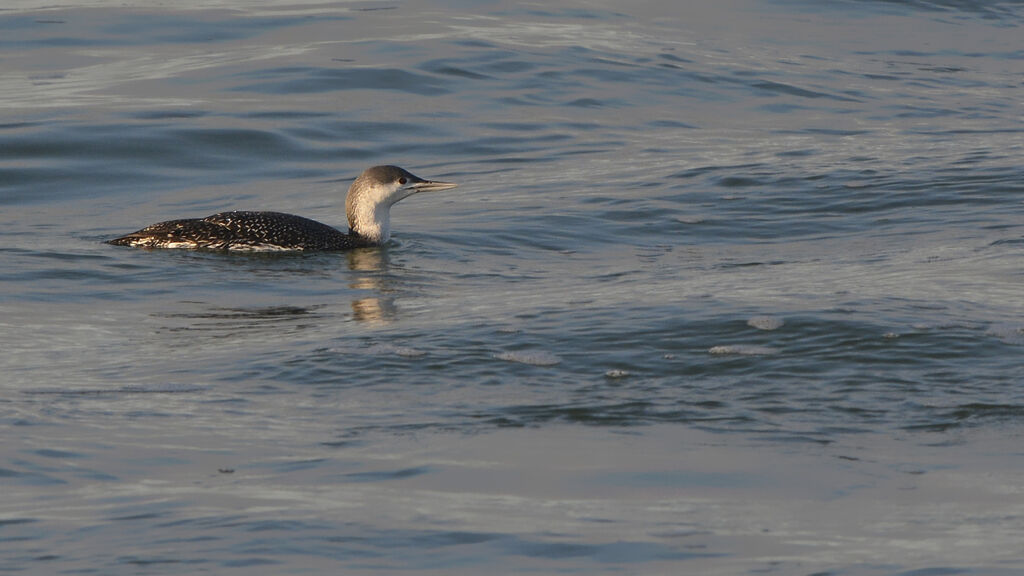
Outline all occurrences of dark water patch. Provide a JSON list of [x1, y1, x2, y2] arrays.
[[942, 403, 1024, 427], [604, 470, 761, 489], [24, 384, 209, 396], [155, 305, 318, 322], [477, 402, 751, 428], [0, 12, 344, 49], [988, 237, 1024, 248], [127, 109, 208, 120], [749, 79, 861, 102], [669, 163, 767, 181], [659, 162, 1023, 241], [246, 519, 325, 533], [223, 557, 280, 567], [477, 121, 548, 131], [244, 110, 333, 120], [443, 133, 574, 157], [267, 458, 329, 473], [151, 305, 325, 340], [419, 59, 494, 80], [497, 95, 548, 106], [502, 537, 714, 563], [165, 127, 307, 162], [570, 66, 648, 84], [0, 121, 42, 131], [759, 102, 810, 113], [1, 249, 108, 264], [319, 525, 712, 565], [837, 0, 1024, 22], [454, 38, 498, 48], [233, 67, 450, 95], [517, 7, 629, 20], [776, 148, 816, 157], [0, 121, 321, 203], [0, 165, 163, 204], [479, 60, 537, 74], [895, 568, 969, 576], [3, 262, 137, 285], [659, 52, 695, 64], [341, 466, 431, 482], [117, 555, 205, 567], [157, 514, 251, 530], [0, 517, 37, 527], [286, 120, 452, 143], [103, 14, 347, 45], [294, 307, 1024, 438], [30, 448, 83, 459], [564, 97, 614, 108], [390, 530, 498, 548], [0, 464, 66, 486], [887, 104, 962, 119], [110, 512, 167, 522], [648, 119, 699, 129], [717, 175, 763, 188]]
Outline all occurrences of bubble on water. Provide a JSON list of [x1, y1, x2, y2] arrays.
[[747, 316, 784, 331], [495, 351, 561, 366], [604, 369, 630, 378], [709, 345, 779, 356]]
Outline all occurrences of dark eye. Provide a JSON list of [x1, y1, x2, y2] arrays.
[[398, 177, 408, 185]]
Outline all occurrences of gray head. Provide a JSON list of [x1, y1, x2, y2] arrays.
[[345, 165, 457, 244]]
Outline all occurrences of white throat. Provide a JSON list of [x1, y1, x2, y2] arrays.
[[349, 201, 392, 244], [343, 165, 456, 245]]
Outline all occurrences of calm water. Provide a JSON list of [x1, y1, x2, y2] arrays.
[[2, 0, 1023, 573]]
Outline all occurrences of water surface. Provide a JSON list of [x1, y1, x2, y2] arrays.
[[2, 0, 1023, 574]]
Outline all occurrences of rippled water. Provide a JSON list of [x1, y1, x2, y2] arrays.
[[2, 1, 1023, 574]]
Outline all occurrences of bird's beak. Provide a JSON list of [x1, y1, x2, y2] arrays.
[[408, 179, 458, 193]]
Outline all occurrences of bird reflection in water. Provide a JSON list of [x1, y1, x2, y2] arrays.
[[346, 247, 397, 324]]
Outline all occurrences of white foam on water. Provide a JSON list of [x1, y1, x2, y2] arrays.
[[367, 344, 426, 358], [986, 324, 1024, 345], [709, 345, 780, 356], [747, 316, 785, 331], [495, 351, 562, 366]]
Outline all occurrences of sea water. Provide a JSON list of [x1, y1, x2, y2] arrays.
[[2, 1, 1023, 574]]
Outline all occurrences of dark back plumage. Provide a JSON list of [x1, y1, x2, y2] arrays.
[[107, 211, 372, 251]]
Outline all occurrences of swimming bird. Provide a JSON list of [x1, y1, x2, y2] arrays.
[[106, 165, 457, 251]]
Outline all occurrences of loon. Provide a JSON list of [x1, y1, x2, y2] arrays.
[[106, 165, 457, 251]]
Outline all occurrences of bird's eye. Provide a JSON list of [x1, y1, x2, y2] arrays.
[[398, 177, 408, 185]]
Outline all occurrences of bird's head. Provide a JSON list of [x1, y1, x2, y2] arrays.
[[345, 165, 457, 244]]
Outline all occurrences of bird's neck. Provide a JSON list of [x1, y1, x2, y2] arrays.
[[349, 203, 391, 244]]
